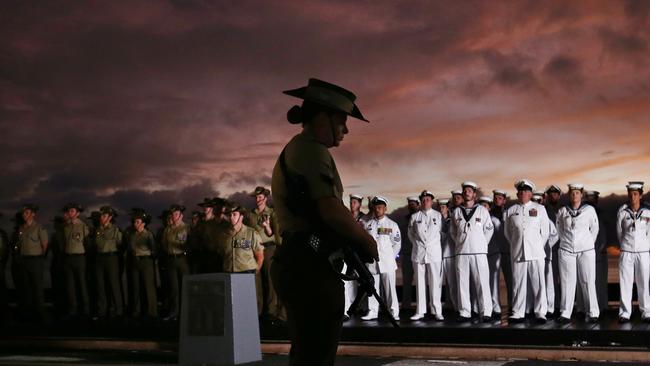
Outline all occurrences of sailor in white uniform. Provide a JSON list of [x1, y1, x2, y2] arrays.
[[361, 196, 402, 321], [451, 182, 494, 322], [616, 182, 650, 323], [408, 191, 444, 320], [504, 179, 549, 323], [545, 184, 563, 314], [555, 184, 600, 323]]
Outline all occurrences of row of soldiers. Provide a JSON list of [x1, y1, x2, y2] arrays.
[[345, 180, 649, 324], [0, 186, 285, 324]]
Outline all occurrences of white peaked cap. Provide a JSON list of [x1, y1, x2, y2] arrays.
[[515, 179, 536, 191], [478, 196, 493, 204], [372, 195, 389, 206], [461, 181, 478, 190]]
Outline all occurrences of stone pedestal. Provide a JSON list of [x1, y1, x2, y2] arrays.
[[179, 273, 261, 366]]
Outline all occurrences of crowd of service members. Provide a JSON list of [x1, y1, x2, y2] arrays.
[[0, 186, 285, 324], [1, 180, 649, 326], [346, 179, 649, 324]]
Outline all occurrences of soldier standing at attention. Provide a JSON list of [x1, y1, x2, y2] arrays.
[[409, 191, 444, 321], [451, 182, 494, 322], [555, 184, 600, 323], [196, 198, 230, 273], [439, 198, 457, 314], [271, 78, 378, 365], [62, 203, 90, 318], [161, 204, 189, 321], [504, 180, 550, 324], [361, 196, 401, 321], [93, 206, 123, 319], [220, 203, 264, 275], [246, 186, 283, 321], [616, 182, 650, 323], [14, 204, 48, 322], [126, 210, 157, 319], [342, 194, 366, 320]]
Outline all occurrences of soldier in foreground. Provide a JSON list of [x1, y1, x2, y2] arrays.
[[271, 78, 378, 365]]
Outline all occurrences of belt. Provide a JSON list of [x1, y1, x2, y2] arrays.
[[262, 242, 276, 248], [21, 255, 44, 258], [65, 253, 85, 257], [133, 255, 153, 260], [97, 252, 118, 256], [167, 253, 186, 258]]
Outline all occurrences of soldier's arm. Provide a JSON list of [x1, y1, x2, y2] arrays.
[[39, 227, 49, 253], [252, 232, 264, 271], [539, 206, 550, 243], [391, 223, 402, 257], [483, 209, 494, 243], [317, 197, 378, 261]]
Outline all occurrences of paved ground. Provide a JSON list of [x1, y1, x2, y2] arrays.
[[0, 350, 649, 366]]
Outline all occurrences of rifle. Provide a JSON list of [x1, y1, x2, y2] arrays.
[[342, 245, 399, 328]]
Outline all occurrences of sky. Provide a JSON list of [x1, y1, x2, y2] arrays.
[[1, 0, 649, 227]]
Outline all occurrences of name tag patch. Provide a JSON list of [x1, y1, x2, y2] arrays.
[[233, 239, 252, 249], [529, 209, 537, 217]]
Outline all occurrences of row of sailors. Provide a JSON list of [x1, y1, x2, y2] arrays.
[[346, 180, 649, 324], [2, 186, 284, 323]]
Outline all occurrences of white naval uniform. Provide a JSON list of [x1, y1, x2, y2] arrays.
[[441, 215, 458, 312], [616, 204, 650, 320], [556, 204, 600, 319], [408, 208, 443, 317], [451, 204, 494, 318], [365, 215, 402, 318], [504, 202, 549, 319], [487, 215, 503, 314]]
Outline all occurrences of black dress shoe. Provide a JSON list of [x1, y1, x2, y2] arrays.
[[508, 317, 525, 324], [342, 314, 350, 322], [534, 317, 547, 324], [491, 311, 501, 320], [555, 316, 571, 324], [545, 312, 555, 319], [481, 315, 493, 323], [619, 317, 630, 324], [456, 316, 471, 323], [587, 316, 599, 323], [643, 317, 650, 324]]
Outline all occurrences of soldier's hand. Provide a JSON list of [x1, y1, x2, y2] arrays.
[[358, 234, 379, 263], [262, 217, 271, 228]]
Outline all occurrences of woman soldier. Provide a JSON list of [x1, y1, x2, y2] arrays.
[[271, 78, 378, 366]]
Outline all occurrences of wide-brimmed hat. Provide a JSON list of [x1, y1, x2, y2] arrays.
[[21, 203, 39, 213], [99, 206, 118, 217], [283, 78, 369, 122], [225, 202, 246, 215], [63, 203, 84, 212], [250, 186, 271, 197], [169, 204, 186, 213]]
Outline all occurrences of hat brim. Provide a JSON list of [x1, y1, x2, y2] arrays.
[[283, 87, 369, 123]]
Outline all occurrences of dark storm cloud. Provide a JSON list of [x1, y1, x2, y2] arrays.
[[1, 0, 650, 219], [543, 55, 584, 88]]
